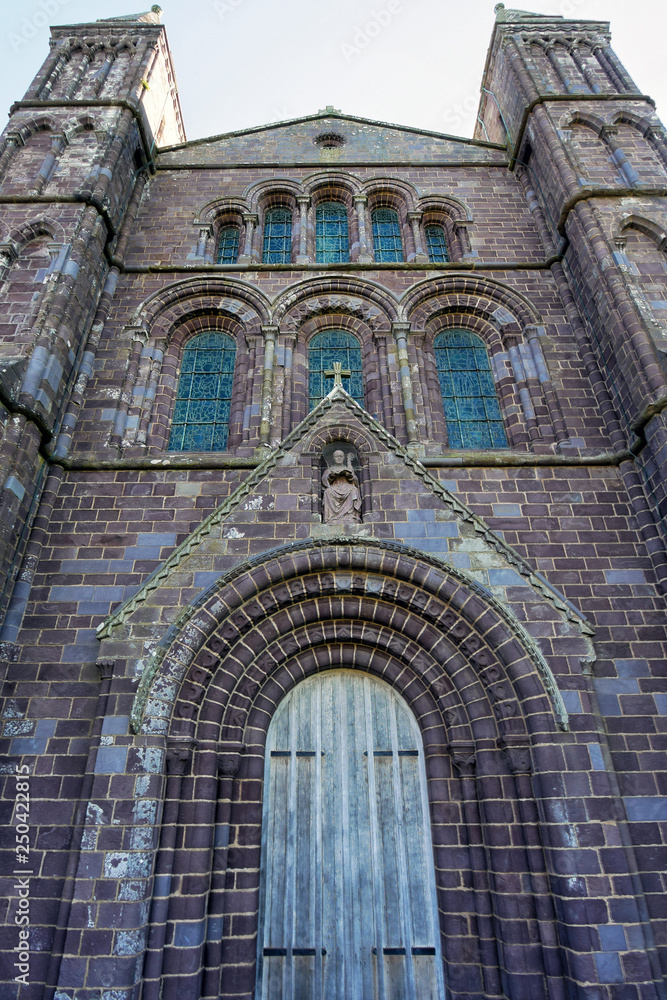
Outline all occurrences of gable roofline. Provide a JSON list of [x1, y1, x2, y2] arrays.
[[97, 385, 594, 641], [157, 108, 506, 155]]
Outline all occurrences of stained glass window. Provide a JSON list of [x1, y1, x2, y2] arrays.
[[434, 330, 508, 449], [316, 202, 349, 263], [262, 208, 292, 263], [372, 208, 403, 262], [426, 225, 450, 263], [309, 330, 363, 409], [217, 226, 239, 264], [168, 332, 236, 451]]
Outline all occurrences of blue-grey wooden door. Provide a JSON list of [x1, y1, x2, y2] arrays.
[[255, 670, 447, 1000]]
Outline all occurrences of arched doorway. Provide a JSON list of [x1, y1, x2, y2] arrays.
[[255, 670, 447, 1000]]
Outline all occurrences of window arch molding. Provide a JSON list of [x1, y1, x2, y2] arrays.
[[425, 321, 510, 450], [290, 314, 381, 428], [418, 196, 474, 263], [304, 175, 359, 263], [155, 314, 247, 454], [256, 191, 298, 265], [366, 189, 411, 263]]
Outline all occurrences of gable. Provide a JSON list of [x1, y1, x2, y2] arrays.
[[98, 388, 593, 646], [158, 114, 507, 167]]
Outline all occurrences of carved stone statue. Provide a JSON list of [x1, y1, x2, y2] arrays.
[[322, 449, 361, 524]]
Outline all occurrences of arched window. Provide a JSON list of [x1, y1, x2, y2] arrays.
[[425, 225, 450, 263], [262, 208, 292, 263], [434, 330, 507, 449], [372, 208, 403, 262], [308, 330, 363, 409], [316, 202, 349, 263], [168, 332, 236, 451], [216, 226, 240, 264]]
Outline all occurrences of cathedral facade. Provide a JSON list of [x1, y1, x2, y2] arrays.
[[1, 5, 667, 999]]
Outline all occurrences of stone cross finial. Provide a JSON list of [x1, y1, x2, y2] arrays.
[[324, 361, 351, 388]]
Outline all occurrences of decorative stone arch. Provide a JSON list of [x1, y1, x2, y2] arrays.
[[244, 176, 302, 213], [192, 199, 248, 263], [135, 276, 271, 335], [558, 109, 609, 135], [359, 178, 418, 261], [114, 279, 271, 452], [400, 275, 566, 450], [418, 194, 475, 261], [7, 216, 66, 250], [302, 169, 362, 203], [100, 539, 597, 1000], [272, 274, 399, 331], [617, 213, 667, 248]]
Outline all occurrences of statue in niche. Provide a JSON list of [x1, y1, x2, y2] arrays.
[[322, 447, 362, 524]]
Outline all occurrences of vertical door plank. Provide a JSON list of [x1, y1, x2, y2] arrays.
[[256, 670, 447, 1000]]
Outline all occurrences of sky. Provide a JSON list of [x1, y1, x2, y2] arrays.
[[0, 0, 665, 143]]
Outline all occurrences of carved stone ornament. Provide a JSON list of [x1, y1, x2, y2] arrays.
[[166, 738, 196, 775], [322, 446, 362, 524], [499, 738, 532, 774], [218, 741, 245, 777], [449, 743, 476, 777]]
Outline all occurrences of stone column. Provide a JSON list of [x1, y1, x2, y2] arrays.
[[92, 52, 115, 96], [544, 42, 574, 93], [0, 132, 24, 182], [354, 195, 373, 262], [296, 195, 310, 264], [30, 42, 68, 99], [598, 43, 640, 93], [258, 324, 278, 446], [142, 738, 196, 1000], [0, 242, 17, 282], [194, 224, 212, 260], [29, 133, 68, 195], [408, 211, 428, 262], [568, 42, 598, 93], [454, 220, 476, 260], [392, 322, 418, 443], [600, 125, 639, 186], [239, 212, 258, 264]]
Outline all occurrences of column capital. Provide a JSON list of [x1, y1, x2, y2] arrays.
[[407, 210, 423, 222], [217, 741, 245, 777], [452, 218, 470, 231], [599, 125, 618, 139], [5, 131, 25, 148], [297, 195, 311, 206], [261, 324, 279, 341], [242, 212, 259, 225], [166, 737, 197, 776], [448, 743, 476, 778], [391, 321, 411, 338], [95, 658, 115, 681], [353, 194, 368, 205], [0, 242, 18, 265], [498, 737, 532, 774], [122, 324, 150, 345]]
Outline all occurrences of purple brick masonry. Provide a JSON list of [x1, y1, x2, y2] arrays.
[[0, 5, 667, 1000]]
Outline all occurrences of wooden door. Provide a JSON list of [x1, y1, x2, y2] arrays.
[[255, 670, 447, 1000]]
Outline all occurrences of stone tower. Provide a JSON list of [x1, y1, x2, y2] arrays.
[[1, 7, 667, 1000]]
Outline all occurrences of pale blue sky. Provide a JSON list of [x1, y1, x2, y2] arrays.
[[0, 0, 665, 143]]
